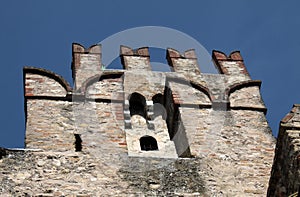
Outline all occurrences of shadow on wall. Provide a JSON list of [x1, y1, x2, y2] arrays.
[[117, 157, 205, 195]]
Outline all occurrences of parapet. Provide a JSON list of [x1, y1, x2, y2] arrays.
[[119, 46, 253, 79], [23, 44, 266, 108]]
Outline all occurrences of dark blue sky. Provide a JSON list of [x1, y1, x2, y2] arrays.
[[1, 1, 299, 148]]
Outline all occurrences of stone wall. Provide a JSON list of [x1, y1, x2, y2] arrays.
[[120, 46, 151, 71], [72, 43, 101, 90], [166, 48, 201, 79], [267, 104, 300, 196], [25, 74, 67, 97], [167, 103, 275, 195], [0, 150, 206, 196], [25, 100, 74, 151], [0, 43, 278, 196]]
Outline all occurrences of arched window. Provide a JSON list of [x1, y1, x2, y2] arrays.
[[152, 93, 164, 105], [152, 93, 166, 119], [140, 136, 158, 151], [129, 92, 147, 118]]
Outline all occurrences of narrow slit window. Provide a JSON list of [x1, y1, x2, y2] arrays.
[[74, 134, 82, 152]]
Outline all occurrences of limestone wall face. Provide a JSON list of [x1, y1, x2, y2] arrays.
[[72, 102, 126, 153], [168, 81, 211, 105], [25, 100, 75, 151], [123, 56, 150, 70], [26, 100, 126, 152], [172, 58, 200, 77], [86, 77, 123, 100], [0, 150, 207, 196], [25, 74, 67, 97], [229, 86, 265, 109], [177, 108, 275, 196], [123, 71, 166, 100], [75, 54, 101, 89], [125, 115, 178, 158], [72, 43, 101, 90]]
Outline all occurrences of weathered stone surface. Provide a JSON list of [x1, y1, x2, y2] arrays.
[[25, 73, 67, 97], [123, 56, 150, 70], [126, 115, 178, 158], [166, 48, 200, 80], [178, 108, 275, 196], [220, 61, 250, 78], [72, 44, 101, 90], [86, 77, 123, 100], [25, 100, 75, 151], [172, 58, 200, 77], [0, 150, 207, 196], [168, 81, 211, 105], [123, 71, 166, 100], [229, 86, 265, 109], [120, 46, 151, 71], [75, 54, 101, 89], [267, 105, 300, 196]]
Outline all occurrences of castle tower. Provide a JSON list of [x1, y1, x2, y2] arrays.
[[3, 43, 276, 195]]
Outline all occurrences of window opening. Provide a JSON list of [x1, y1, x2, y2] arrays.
[[129, 92, 147, 118], [74, 134, 82, 152], [152, 94, 166, 119], [140, 135, 158, 151], [149, 47, 172, 72]]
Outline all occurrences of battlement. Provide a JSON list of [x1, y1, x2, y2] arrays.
[[71, 43, 102, 90], [166, 48, 200, 76], [23, 43, 268, 152], [120, 46, 151, 70], [212, 50, 250, 77], [24, 43, 258, 98]]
